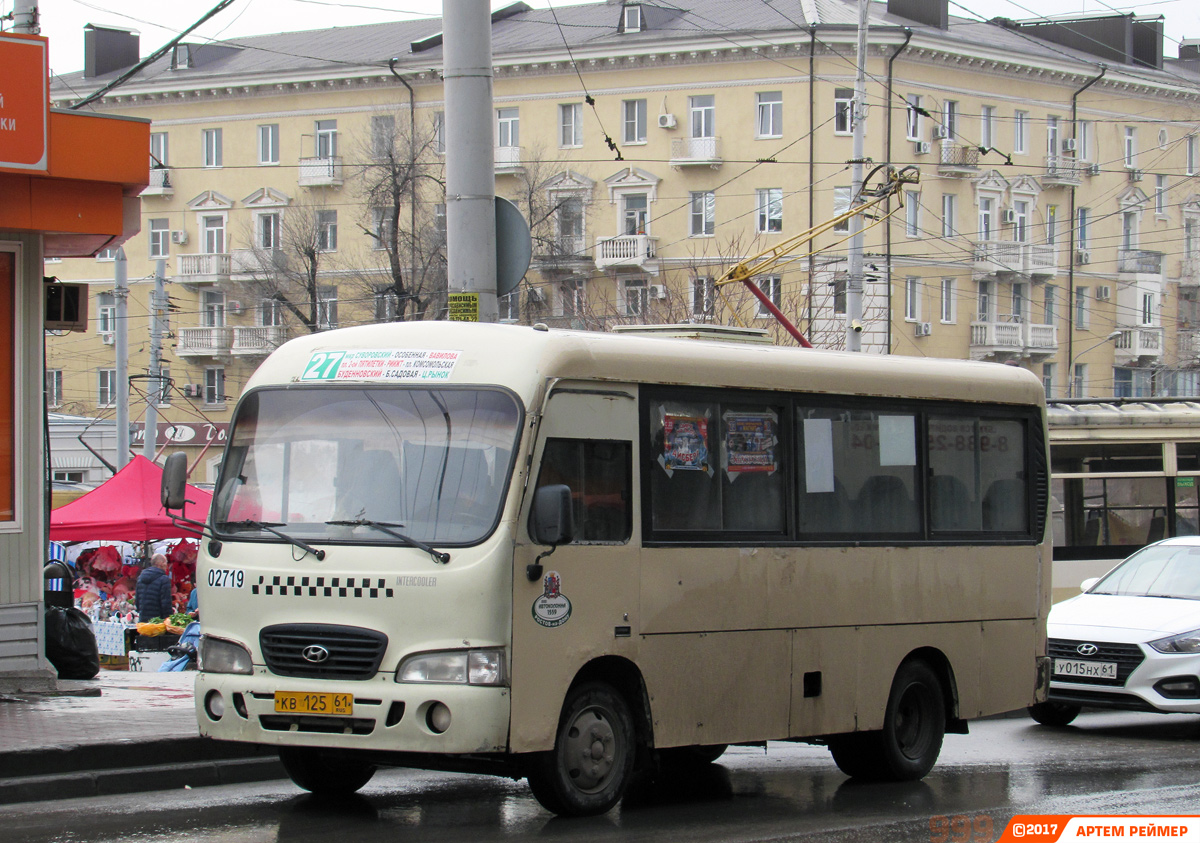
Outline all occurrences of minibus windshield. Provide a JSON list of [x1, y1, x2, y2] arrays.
[[212, 386, 522, 547]]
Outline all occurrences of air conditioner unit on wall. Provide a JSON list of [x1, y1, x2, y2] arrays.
[[932, 125, 949, 140], [527, 286, 546, 303], [650, 284, 667, 299], [227, 300, 244, 315], [100, 332, 115, 345], [1075, 249, 1091, 266], [913, 141, 931, 156], [183, 384, 203, 398], [914, 321, 932, 337], [1127, 168, 1143, 183], [1086, 163, 1101, 176], [1095, 285, 1112, 301], [171, 230, 188, 245], [1001, 208, 1017, 224], [657, 113, 676, 129], [1061, 138, 1077, 153]]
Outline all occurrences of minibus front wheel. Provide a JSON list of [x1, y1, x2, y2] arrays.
[[279, 747, 377, 796], [526, 681, 636, 817]]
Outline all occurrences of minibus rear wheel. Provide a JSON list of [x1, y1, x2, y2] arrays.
[[526, 681, 636, 817], [279, 747, 377, 796]]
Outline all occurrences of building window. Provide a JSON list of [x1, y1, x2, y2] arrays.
[[1075, 287, 1089, 329], [691, 276, 714, 319], [1013, 200, 1030, 243], [317, 210, 338, 252], [979, 197, 995, 241], [1073, 363, 1087, 398], [554, 196, 584, 253], [46, 369, 63, 408], [941, 194, 956, 238], [315, 120, 338, 158], [980, 105, 996, 148], [832, 277, 847, 315], [560, 279, 585, 317], [1077, 207, 1089, 249], [905, 192, 920, 237], [1012, 282, 1026, 322], [1188, 135, 1198, 176], [258, 212, 280, 251], [201, 290, 226, 328], [374, 287, 399, 321], [150, 131, 169, 167], [623, 4, 642, 31], [1046, 116, 1060, 157], [370, 115, 395, 160], [905, 94, 922, 141], [1046, 205, 1058, 246], [149, 219, 170, 258], [941, 278, 955, 323], [1043, 285, 1057, 324], [905, 277, 920, 321], [260, 299, 283, 327], [97, 292, 115, 334], [317, 286, 338, 329], [371, 207, 395, 251], [1155, 174, 1167, 216], [497, 107, 520, 148], [202, 128, 222, 167], [755, 275, 781, 317], [204, 368, 225, 405], [943, 100, 958, 140], [559, 103, 583, 148], [499, 289, 521, 322], [98, 369, 117, 407], [756, 188, 782, 233], [434, 111, 445, 154], [1014, 110, 1028, 154], [623, 99, 646, 143], [1159, 128, 1169, 149], [202, 215, 225, 254], [624, 278, 649, 317], [1142, 293, 1155, 326], [689, 191, 715, 237], [1124, 126, 1136, 168], [834, 88, 853, 135], [258, 124, 279, 165], [434, 203, 447, 243], [1043, 363, 1056, 399], [833, 186, 851, 233], [977, 280, 992, 321], [689, 95, 715, 139], [1078, 120, 1093, 161], [1121, 210, 1137, 251], [756, 91, 782, 138]]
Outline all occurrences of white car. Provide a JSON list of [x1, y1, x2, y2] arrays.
[[1029, 536, 1200, 726]]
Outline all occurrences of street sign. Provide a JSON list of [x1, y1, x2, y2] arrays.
[[495, 196, 531, 298], [448, 292, 480, 322], [0, 34, 49, 172]]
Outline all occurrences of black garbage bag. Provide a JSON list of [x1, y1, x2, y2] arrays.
[[44, 606, 100, 680]]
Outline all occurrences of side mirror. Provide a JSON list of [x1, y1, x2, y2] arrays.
[[161, 451, 189, 511], [530, 484, 575, 547], [1080, 577, 1100, 593]]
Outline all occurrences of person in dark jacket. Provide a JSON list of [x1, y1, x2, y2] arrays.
[[136, 553, 174, 621]]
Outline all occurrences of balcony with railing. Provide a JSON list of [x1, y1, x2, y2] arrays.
[[176, 253, 231, 284], [1042, 154, 1083, 188], [594, 234, 658, 270], [232, 325, 285, 356], [669, 136, 723, 168], [176, 326, 232, 358], [1181, 254, 1200, 287], [231, 248, 286, 277], [1117, 249, 1164, 279], [534, 235, 593, 270], [298, 156, 344, 187], [140, 166, 173, 197], [495, 145, 523, 175], [974, 240, 1024, 276], [1027, 243, 1059, 279], [970, 317, 1058, 359], [1114, 326, 1163, 364], [937, 140, 980, 177]]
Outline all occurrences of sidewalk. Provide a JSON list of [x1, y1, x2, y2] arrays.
[[0, 670, 284, 805]]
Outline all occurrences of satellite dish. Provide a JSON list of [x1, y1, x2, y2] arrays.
[[495, 196, 532, 298]]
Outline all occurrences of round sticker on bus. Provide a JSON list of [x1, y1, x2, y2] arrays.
[[532, 571, 572, 628]]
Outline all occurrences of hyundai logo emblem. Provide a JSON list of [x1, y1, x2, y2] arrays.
[[301, 645, 330, 663], [1076, 643, 1099, 657]]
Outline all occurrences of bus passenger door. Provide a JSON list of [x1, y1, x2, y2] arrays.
[[509, 386, 640, 753]]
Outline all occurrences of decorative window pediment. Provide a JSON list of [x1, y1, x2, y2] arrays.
[[241, 187, 291, 208], [604, 166, 660, 202], [545, 170, 596, 201], [1118, 187, 1148, 208], [1009, 174, 1041, 198], [186, 190, 234, 211], [973, 170, 1009, 196]]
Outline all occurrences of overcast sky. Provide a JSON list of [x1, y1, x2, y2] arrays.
[[14, 0, 1200, 76]]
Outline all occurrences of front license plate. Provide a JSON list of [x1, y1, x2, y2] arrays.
[[274, 691, 354, 716], [1053, 658, 1118, 680]]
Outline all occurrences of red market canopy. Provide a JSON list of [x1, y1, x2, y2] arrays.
[[50, 455, 212, 542]]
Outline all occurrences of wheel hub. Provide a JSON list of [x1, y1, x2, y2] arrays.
[[564, 708, 617, 792]]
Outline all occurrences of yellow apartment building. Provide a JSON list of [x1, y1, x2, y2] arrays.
[[46, 0, 1200, 479]]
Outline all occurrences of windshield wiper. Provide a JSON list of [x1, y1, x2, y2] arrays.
[[219, 519, 326, 561], [326, 519, 451, 565]]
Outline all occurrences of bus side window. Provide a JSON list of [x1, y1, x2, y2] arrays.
[[535, 439, 632, 544]]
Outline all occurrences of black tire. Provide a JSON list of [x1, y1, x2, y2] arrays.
[[279, 747, 376, 796], [829, 660, 946, 782], [659, 743, 728, 768], [1028, 701, 1081, 727], [526, 681, 637, 817]]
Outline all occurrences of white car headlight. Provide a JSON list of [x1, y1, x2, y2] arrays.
[[1149, 628, 1200, 655], [199, 635, 254, 674], [396, 648, 507, 686]]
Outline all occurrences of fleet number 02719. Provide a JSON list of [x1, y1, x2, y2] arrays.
[[207, 568, 245, 588]]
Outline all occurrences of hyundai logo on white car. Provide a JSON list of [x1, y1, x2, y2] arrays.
[[1029, 537, 1200, 727], [302, 645, 330, 663]]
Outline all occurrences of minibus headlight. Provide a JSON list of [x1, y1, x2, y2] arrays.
[[396, 648, 507, 686], [199, 636, 254, 674], [1150, 628, 1200, 655]]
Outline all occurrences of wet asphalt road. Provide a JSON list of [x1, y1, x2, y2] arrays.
[[6, 710, 1200, 843]]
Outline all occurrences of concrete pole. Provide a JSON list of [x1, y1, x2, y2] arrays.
[[443, 0, 498, 322], [845, 0, 870, 352], [114, 249, 130, 468], [142, 260, 165, 460], [12, 0, 39, 33]]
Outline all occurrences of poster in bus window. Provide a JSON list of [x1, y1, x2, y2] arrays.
[[658, 413, 712, 477], [722, 410, 778, 480]]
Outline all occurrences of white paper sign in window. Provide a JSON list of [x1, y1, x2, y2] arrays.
[[803, 418, 835, 493], [879, 415, 916, 467]]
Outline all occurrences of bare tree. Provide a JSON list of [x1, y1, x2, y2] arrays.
[[239, 201, 338, 334]]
